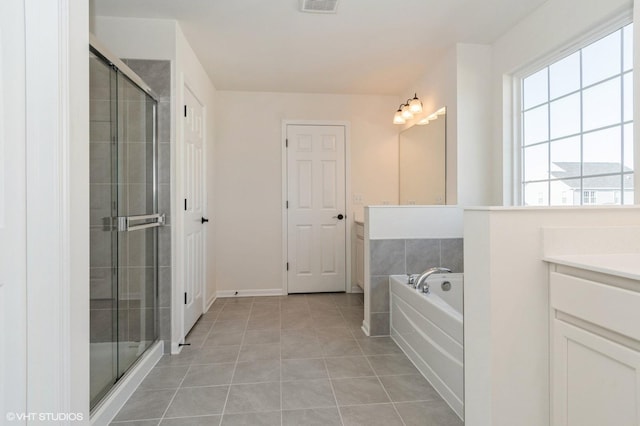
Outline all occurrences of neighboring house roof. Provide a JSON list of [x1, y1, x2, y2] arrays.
[[550, 162, 634, 189]]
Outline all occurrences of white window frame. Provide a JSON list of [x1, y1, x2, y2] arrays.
[[512, 12, 634, 205]]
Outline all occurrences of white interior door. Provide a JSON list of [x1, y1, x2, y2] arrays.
[[287, 124, 346, 294], [183, 85, 205, 335]]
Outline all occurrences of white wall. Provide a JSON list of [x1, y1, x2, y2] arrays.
[[398, 0, 636, 207], [456, 44, 493, 206], [399, 48, 458, 204], [491, 0, 634, 205], [399, 44, 493, 207], [464, 206, 640, 426], [92, 17, 176, 61], [214, 91, 399, 293]]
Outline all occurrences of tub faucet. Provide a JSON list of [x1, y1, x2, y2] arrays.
[[414, 267, 452, 293]]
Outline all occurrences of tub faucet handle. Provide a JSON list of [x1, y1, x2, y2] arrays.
[[407, 274, 419, 286]]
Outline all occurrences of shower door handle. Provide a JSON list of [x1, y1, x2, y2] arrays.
[[116, 213, 166, 232]]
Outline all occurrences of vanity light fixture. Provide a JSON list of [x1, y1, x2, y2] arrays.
[[393, 93, 423, 124]]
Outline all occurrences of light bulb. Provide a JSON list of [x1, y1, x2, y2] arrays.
[[401, 104, 413, 120], [409, 94, 423, 114], [393, 110, 406, 124]]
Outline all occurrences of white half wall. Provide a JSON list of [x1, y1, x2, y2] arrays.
[[464, 206, 640, 426], [214, 91, 399, 293], [367, 205, 463, 240]]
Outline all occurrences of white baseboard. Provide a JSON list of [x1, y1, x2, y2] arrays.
[[90, 341, 163, 426], [205, 295, 217, 311], [217, 288, 284, 298], [361, 320, 370, 336], [350, 285, 363, 293], [171, 341, 184, 355]]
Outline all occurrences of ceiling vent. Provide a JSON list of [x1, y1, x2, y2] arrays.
[[299, 0, 339, 14]]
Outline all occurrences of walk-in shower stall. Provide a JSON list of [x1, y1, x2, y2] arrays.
[[89, 41, 162, 411]]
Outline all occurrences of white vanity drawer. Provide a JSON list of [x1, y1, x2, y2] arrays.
[[550, 272, 640, 341]]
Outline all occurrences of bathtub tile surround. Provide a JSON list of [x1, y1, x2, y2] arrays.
[[440, 239, 464, 274], [110, 293, 462, 426], [370, 239, 406, 276], [368, 238, 464, 336], [406, 239, 444, 273], [123, 59, 172, 353]]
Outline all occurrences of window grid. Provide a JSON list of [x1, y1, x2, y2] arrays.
[[521, 24, 634, 206]]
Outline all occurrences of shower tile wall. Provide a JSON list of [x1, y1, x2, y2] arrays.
[[123, 59, 172, 353], [368, 238, 463, 336]]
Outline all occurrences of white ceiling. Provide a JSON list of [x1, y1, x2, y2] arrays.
[[92, 0, 548, 95]]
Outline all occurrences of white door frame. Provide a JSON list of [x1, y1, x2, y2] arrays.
[[4, 0, 90, 419], [1, 1, 27, 420], [281, 120, 352, 295]]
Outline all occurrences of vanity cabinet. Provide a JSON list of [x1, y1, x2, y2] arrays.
[[548, 267, 640, 426], [355, 221, 364, 290]]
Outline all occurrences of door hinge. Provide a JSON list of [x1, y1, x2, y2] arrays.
[[184, 105, 187, 117], [286, 262, 289, 271], [184, 198, 187, 211], [285, 138, 288, 148], [286, 201, 289, 209], [184, 292, 187, 304]]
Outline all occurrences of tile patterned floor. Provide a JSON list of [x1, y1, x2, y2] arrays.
[[110, 293, 463, 426]]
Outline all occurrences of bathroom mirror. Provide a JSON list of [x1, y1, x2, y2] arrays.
[[399, 109, 446, 205]]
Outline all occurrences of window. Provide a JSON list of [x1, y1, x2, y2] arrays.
[[583, 190, 597, 204], [521, 23, 634, 206]]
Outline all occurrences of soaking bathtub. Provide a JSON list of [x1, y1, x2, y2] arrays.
[[389, 273, 464, 420]]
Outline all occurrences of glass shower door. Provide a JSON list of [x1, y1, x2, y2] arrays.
[[116, 73, 159, 377], [89, 47, 160, 411]]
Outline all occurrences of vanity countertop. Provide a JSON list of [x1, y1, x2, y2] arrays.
[[543, 253, 640, 281]]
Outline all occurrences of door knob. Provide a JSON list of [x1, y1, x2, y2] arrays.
[[333, 214, 345, 220], [201, 217, 209, 224]]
